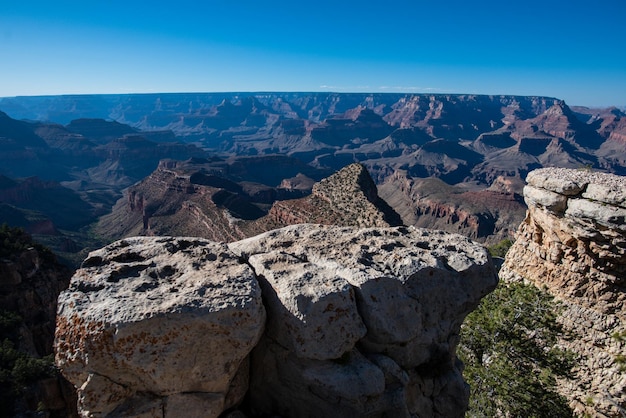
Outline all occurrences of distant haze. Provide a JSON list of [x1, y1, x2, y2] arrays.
[[1, 0, 624, 107]]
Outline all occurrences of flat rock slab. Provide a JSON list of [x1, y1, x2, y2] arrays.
[[527, 167, 626, 207]]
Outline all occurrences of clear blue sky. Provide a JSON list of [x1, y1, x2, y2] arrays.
[[1, 0, 624, 106]]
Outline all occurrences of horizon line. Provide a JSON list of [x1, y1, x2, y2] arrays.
[[1, 91, 622, 109]]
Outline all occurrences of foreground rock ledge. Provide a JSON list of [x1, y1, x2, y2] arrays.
[[55, 237, 265, 417], [55, 225, 497, 418]]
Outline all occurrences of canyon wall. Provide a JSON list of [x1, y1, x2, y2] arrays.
[[501, 167, 626, 416], [55, 224, 497, 417], [0, 232, 76, 415]]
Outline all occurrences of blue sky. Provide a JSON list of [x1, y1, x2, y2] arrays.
[[1, 0, 624, 106]]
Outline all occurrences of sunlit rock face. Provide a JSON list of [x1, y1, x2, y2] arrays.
[[55, 224, 497, 418], [54, 236, 266, 417], [501, 167, 626, 417]]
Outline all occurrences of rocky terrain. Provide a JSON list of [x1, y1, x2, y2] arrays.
[[4, 93, 624, 184], [96, 162, 401, 242], [1, 92, 623, 416], [0, 226, 76, 415], [0, 111, 212, 262], [2, 93, 626, 250], [501, 167, 626, 416], [379, 172, 527, 245], [54, 224, 497, 417]]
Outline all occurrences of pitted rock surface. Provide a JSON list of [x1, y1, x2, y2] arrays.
[[501, 167, 626, 417], [230, 224, 497, 417], [56, 225, 497, 417], [55, 236, 265, 417]]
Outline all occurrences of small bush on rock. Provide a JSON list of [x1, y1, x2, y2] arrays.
[[459, 282, 575, 417]]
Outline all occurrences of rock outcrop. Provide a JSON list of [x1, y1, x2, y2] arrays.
[[231, 225, 496, 418], [55, 224, 497, 417], [246, 163, 402, 234], [500, 167, 626, 416], [97, 162, 401, 243], [55, 236, 266, 417]]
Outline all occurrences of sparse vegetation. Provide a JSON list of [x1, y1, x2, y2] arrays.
[[488, 238, 514, 258], [459, 282, 575, 417], [0, 226, 60, 416], [0, 223, 55, 263], [0, 310, 56, 416], [614, 331, 626, 372]]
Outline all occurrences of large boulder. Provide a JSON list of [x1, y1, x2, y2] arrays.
[[54, 236, 265, 417], [229, 224, 497, 417], [55, 225, 497, 417]]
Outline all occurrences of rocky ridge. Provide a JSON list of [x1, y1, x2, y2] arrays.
[[96, 162, 401, 242], [3, 94, 626, 252], [55, 224, 497, 417], [250, 163, 402, 233], [3, 94, 625, 188], [500, 167, 626, 416]]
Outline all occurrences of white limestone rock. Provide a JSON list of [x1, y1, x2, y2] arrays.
[[566, 198, 626, 231], [523, 185, 568, 213], [230, 224, 497, 417], [55, 236, 265, 417], [57, 225, 497, 418], [583, 183, 626, 208], [245, 251, 366, 360], [502, 167, 626, 416], [526, 168, 588, 195]]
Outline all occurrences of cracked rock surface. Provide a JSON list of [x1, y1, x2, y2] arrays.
[[501, 167, 626, 417], [55, 236, 265, 417], [230, 224, 496, 418], [55, 225, 496, 417]]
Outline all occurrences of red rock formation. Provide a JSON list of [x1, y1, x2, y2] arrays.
[[379, 171, 526, 245]]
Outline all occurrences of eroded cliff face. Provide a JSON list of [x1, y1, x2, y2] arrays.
[[379, 171, 527, 245], [0, 236, 76, 415], [54, 224, 497, 417], [98, 162, 401, 242], [500, 167, 626, 416]]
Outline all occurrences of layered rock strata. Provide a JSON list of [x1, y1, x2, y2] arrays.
[[256, 163, 402, 232], [500, 167, 626, 416], [55, 224, 497, 417]]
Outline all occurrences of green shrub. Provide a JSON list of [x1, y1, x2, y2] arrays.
[[487, 238, 514, 258], [0, 226, 62, 416], [459, 282, 575, 417], [0, 310, 56, 416], [614, 331, 626, 372], [0, 223, 55, 263]]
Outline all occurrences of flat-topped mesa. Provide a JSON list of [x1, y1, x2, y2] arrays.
[[500, 167, 626, 417], [55, 224, 497, 418]]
